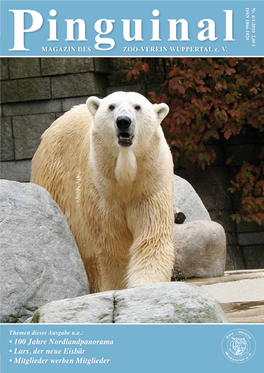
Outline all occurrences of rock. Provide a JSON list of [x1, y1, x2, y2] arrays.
[[113, 282, 227, 323], [0, 180, 89, 323], [173, 174, 211, 223], [173, 175, 226, 279], [173, 220, 226, 279], [29, 292, 114, 324], [28, 282, 227, 323]]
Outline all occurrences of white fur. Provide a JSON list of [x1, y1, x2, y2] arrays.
[[31, 92, 174, 293], [115, 149, 137, 186]]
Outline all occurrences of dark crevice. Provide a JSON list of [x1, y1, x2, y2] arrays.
[[112, 291, 117, 324]]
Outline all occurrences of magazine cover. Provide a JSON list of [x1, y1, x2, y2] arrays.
[[0, 0, 263, 372]]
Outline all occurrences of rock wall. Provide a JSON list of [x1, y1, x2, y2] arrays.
[[0, 58, 109, 181], [1, 57, 263, 271]]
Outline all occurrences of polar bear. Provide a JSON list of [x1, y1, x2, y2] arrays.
[[31, 92, 174, 293]]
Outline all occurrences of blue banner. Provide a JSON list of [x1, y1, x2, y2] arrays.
[[0, 1, 263, 56], [1, 324, 263, 372]]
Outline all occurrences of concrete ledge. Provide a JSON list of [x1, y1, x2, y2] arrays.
[[185, 270, 264, 323]]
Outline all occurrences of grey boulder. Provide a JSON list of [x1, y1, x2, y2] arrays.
[[28, 282, 228, 324], [173, 220, 226, 279], [0, 180, 89, 323], [173, 175, 226, 279], [174, 174, 211, 222]]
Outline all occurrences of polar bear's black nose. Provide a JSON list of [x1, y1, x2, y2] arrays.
[[116, 116, 131, 130]]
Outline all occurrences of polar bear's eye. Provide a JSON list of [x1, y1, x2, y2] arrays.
[[134, 105, 141, 111], [109, 105, 115, 111]]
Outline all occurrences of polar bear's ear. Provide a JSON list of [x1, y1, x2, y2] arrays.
[[153, 103, 169, 122], [86, 96, 101, 116]]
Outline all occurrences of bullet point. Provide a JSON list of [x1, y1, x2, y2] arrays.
[[9, 359, 12, 362], [10, 350, 12, 352], [9, 340, 12, 343]]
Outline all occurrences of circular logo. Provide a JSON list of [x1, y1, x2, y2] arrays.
[[221, 329, 256, 363]]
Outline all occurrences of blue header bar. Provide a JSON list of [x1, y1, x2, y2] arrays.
[[0, 1, 263, 56]]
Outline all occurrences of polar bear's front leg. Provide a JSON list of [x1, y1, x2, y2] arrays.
[[126, 236, 174, 287], [97, 252, 129, 292], [126, 193, 175, 287]]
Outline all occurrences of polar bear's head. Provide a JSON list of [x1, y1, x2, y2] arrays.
[[86, 92, 169, 151]]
